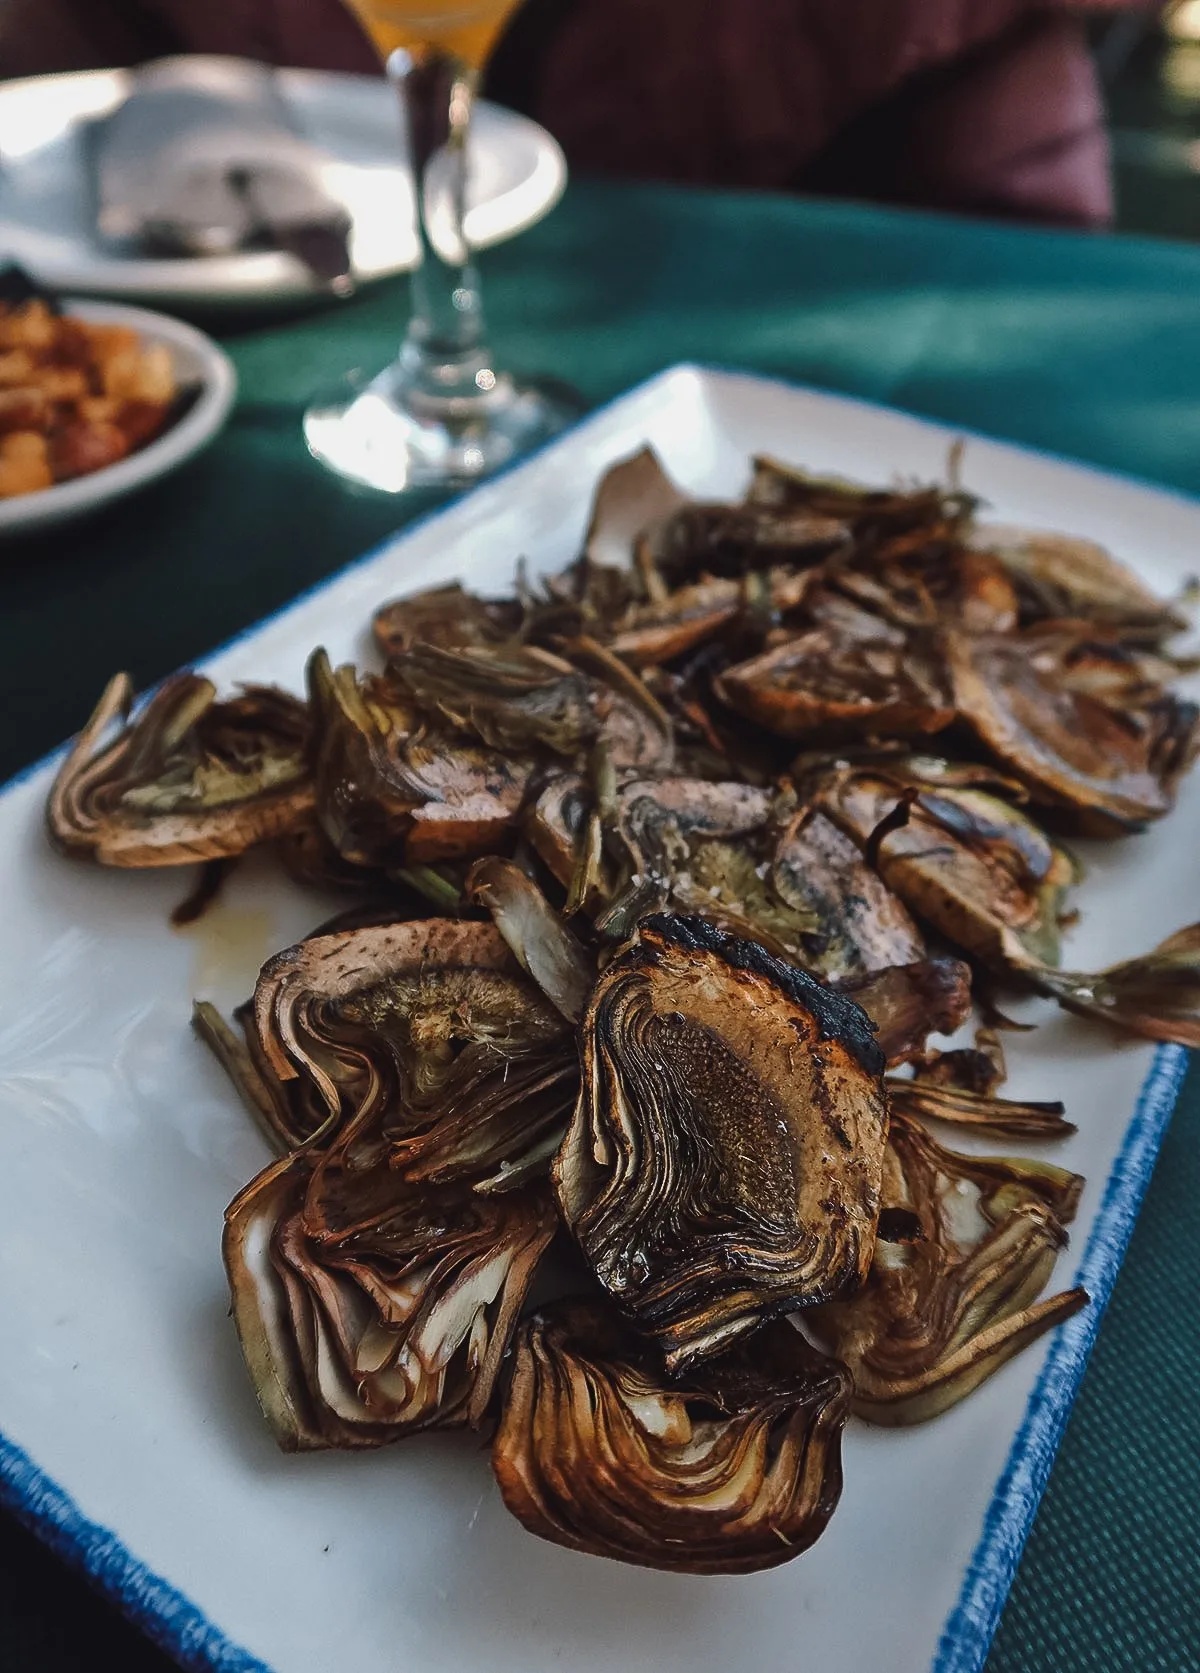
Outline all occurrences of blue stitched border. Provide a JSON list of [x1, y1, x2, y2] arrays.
[[0, 1428, 272, 1672], [0, 362, 1192, 1673], [932, 1042, 1191, 1673]]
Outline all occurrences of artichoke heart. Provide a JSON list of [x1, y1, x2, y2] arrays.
[[811, 1111, 1087, 1424], [253, 920, 578, 1190], [772, 808, 927, 980], [224, 1140, 554, 1450], [553, 914, 889, 1370], [493, 1300, 851, 1574], [47, 671, 312, 866], [599, 777, 789, 946]]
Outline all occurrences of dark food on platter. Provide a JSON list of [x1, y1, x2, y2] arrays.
[[47, 440, 1200, 1573]]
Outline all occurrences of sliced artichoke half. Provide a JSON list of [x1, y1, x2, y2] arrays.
[[553, 914, 888, 1370], [224, 1140, 554, 1450], [811, 1110, 1087, 1424], [252, 919, 577, 1190], [48, 672, 313, 866], [493, 1300, 851, 1573]]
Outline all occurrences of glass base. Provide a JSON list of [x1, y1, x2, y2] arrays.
[[303, 359, 581, 493]]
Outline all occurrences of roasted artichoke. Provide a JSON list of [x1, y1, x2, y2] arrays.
[[307, 650, 535, 868], [252, 920, 578, 1188], [810, 758, 1079, 969], [48, 671, 312, 865], [968, 524, 1189, 642], [224, 1139, 554, 1449], [946, 622, 1200, 835], [810, 1111, 1087, 1424], [716, 621, 955, 741], [553, 914, 888, 1370], [493, 1300, 851, 1573]]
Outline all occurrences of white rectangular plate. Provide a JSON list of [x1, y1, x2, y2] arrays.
[[0, 365, 1193, 1673]]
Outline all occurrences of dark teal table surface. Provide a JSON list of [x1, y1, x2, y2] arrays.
[[2, 176, 1199, 1673]]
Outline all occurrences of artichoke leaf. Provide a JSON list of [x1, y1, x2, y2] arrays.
[[887, 1079, 1075, 1140], [582, 445, 691, 572], [193, 998, 339, 1154], [466, 855, 596, 1024], [553, 914, 888, 1371], [836, 957, 973, 1066], [1031, 923, 1200, 1048], [492, 1300, 851, 1573]]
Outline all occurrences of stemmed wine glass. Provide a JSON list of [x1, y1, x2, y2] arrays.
[[304, 0, 575, 492]]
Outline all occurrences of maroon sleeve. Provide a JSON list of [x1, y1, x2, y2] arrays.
[[531, 0, 1146, 224], [797, 14, 1117, 226]]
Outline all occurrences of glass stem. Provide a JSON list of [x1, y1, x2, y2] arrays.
[[386, 47, 499, 412]]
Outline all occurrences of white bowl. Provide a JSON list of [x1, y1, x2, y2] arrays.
[[0, 297, 236, 536]]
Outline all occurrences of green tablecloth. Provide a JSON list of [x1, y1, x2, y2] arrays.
[[2, 177, 1199, 1673]]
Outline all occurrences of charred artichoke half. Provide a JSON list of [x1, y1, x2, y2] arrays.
[[811, 1111, 1087, 1424], [252, 920, 578, 1188], [493, 1301, 851, 1573], [47, 672, 312, 866], [813, 758, 1200, 1046], [224, 1138, 554, 1450], [553, 914, 888, 1370]]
